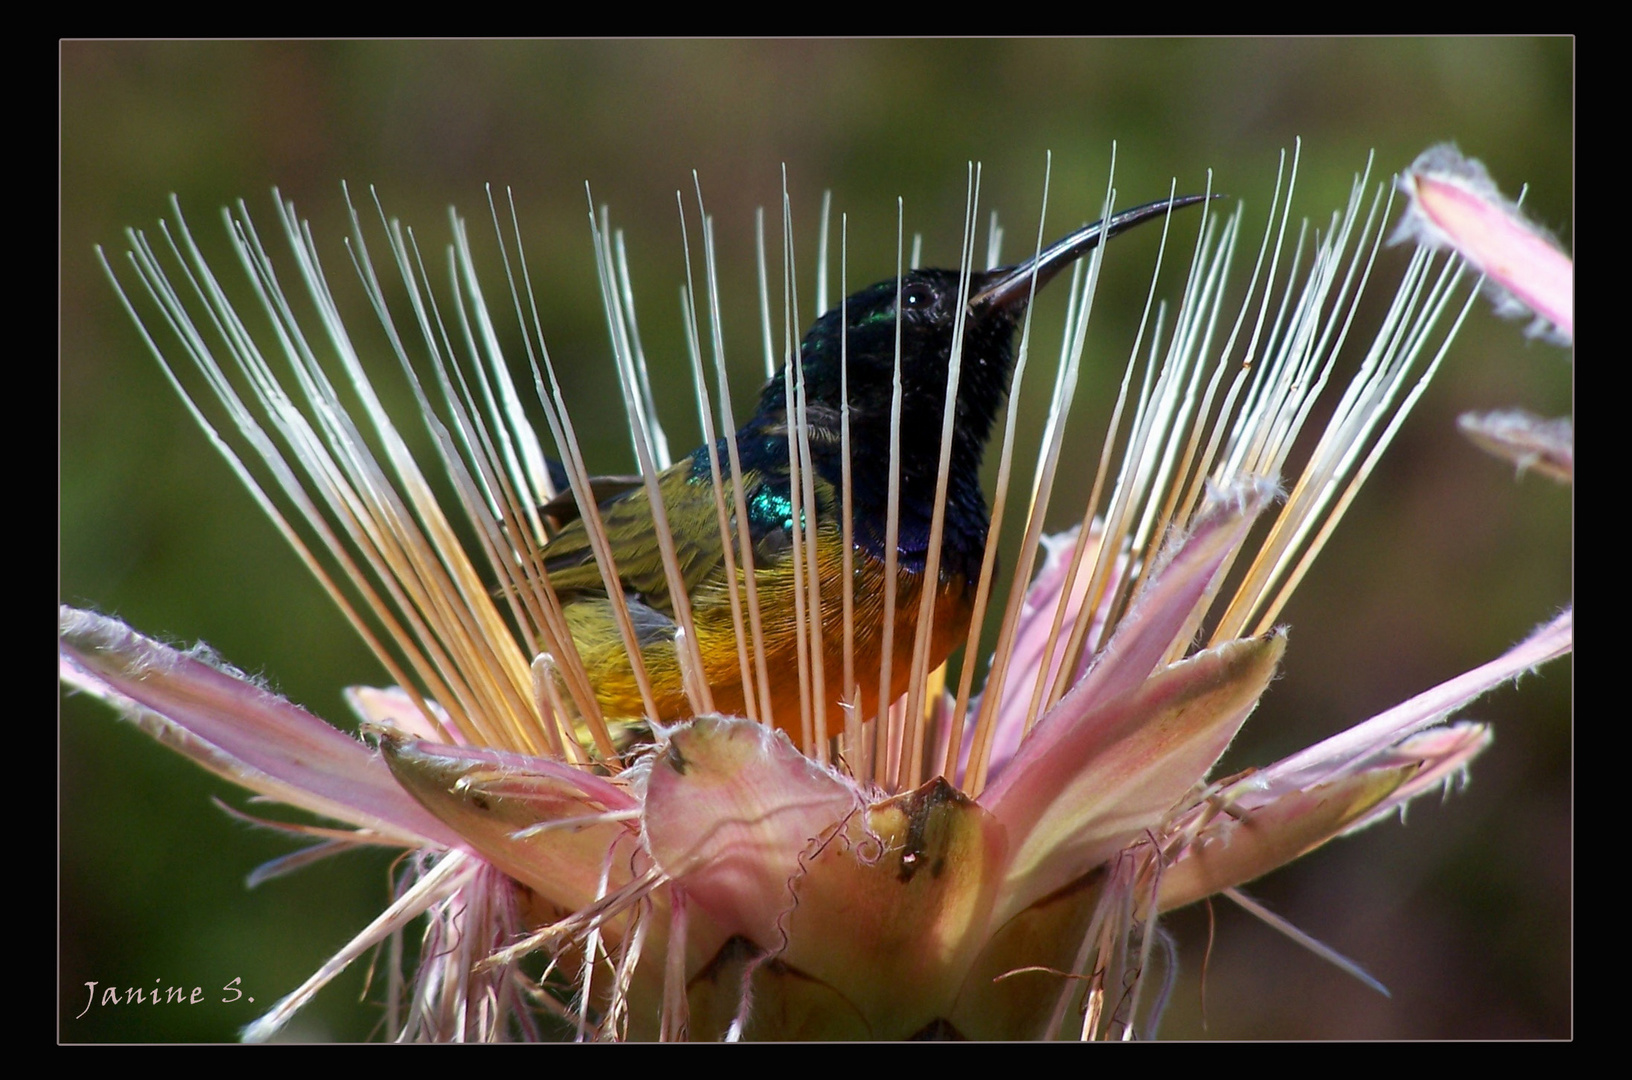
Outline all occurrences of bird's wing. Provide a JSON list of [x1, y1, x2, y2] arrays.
[[538, 472, 644, 530], [540, 455, 739, 618]]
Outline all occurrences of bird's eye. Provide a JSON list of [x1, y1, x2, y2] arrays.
[[901, 281, 936, 310]]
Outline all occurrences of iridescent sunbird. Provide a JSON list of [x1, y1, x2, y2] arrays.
[[538, 195, 1210, 741]]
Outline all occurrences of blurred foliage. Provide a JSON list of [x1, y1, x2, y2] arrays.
[[61, 39, 1570, 1041]]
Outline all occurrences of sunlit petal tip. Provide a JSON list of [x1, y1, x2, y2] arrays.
[[1134, 476, 1278, 608], [59, 605, 459, 849], [1458, 409, 1574, 485], [1206, 474, 1283, 519], [1394, 143, 1573, 344]]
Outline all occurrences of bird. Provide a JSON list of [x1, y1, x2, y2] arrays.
[[534, 194, 1212, 748]]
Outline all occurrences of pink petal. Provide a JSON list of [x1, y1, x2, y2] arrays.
[[1149, 608, 1573, 915], [987, 631, 1285, 926], [641, 716, 860, 947], [1158, 767, 1413, 914], [770, 779, 1008, 1038], [1341, 723, 1494, 834], [1396, 144, 1573, 344], [1249, 609, 1571, 799], [1155, 723, 1492, 913], [682, 778, 1010, 1040], [983, 479, 1273, 805], [1458, 409, 1573, 485], [59, 606, 461, 848], [346, 685, 462, 744], [978, 525, 1120, 782], [381, 738, 643, 916]]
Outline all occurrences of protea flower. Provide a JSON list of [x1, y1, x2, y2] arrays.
[[60, 146, 1571, 1041]]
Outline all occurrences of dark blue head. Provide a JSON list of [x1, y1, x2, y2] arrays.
[[743, 194, 1215, 577]]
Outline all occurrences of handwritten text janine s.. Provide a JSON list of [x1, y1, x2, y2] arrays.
[[75, 978, 254, 1018]]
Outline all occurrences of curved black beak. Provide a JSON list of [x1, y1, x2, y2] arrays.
[[970, 193, 1221, 313]]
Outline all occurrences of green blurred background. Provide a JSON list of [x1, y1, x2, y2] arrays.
[[61, 40, 1572, 1041]]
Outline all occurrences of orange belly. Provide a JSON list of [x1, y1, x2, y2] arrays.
[[561, 536, 974, 752]]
